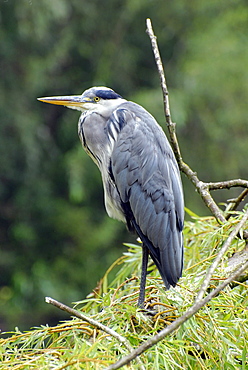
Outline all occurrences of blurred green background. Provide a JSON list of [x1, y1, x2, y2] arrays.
[[0, 0, 247, 331]]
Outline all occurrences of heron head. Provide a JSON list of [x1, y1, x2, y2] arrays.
[[37, 86, 125, 114]]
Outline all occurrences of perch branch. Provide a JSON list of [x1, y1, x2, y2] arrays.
[[45, 297, 145, 370], [104, 259, 248, 370], [146, 18, 248, 225]]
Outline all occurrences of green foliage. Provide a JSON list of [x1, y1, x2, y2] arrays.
[[0, 214, 247, 369]]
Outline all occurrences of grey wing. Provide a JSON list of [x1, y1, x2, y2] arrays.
[[110, 103, 184, 288]]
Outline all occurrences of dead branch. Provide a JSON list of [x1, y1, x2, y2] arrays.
[[45, 297, 145, 370], [208, 179, 248, 190]]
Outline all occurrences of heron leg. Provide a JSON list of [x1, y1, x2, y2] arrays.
[[137, 244, 149, 308]]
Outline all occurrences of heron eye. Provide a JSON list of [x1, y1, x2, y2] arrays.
[[94, 96, 100, 102]]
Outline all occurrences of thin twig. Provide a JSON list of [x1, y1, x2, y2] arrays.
[[146, 18, 182, 166], [207, 179, 248, 190], [195, 208, 248, 303], [45, 297, 145, 370], [226, 188, 248, 217], [104, 259, 248, 370]]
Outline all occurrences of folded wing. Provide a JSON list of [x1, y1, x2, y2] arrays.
[[110, 102, 184, 288]]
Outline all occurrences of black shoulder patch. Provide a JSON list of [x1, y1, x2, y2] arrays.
[[108, 159, 115, 182], [96, 89, 122, 100]]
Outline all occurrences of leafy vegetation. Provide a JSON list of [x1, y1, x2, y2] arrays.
[[1, 213, 247, 369]]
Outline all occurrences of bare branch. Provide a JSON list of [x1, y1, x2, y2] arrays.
[[208, 179, 248, 190], [45, 297, 128, 345], [146, 18, 183, 166], [45, 297, 146, 370], [104, 259, 248, 370]]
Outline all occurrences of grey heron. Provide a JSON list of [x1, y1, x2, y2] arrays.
[[38, 86, 184, 308]]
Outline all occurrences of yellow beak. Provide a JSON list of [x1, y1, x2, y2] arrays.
[[37, 95, 91, 108]]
